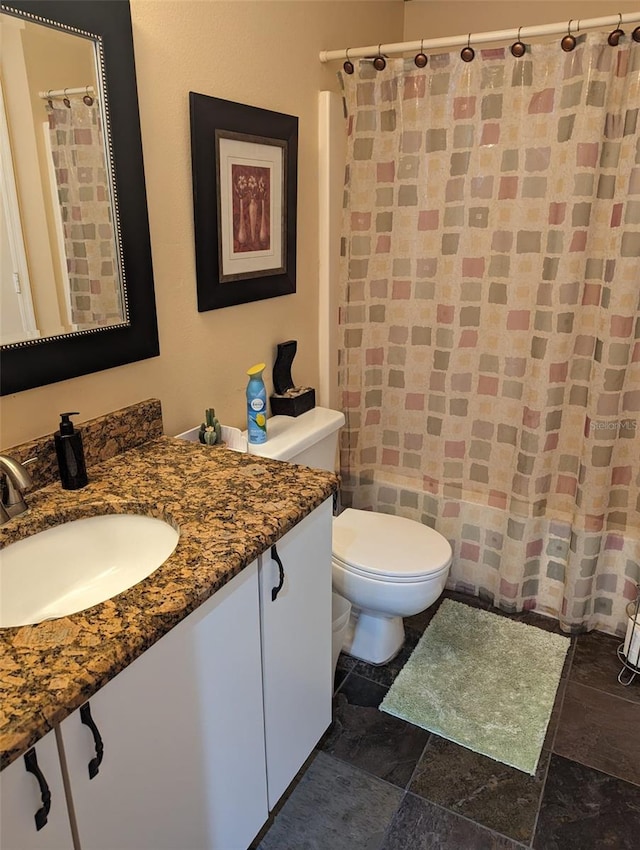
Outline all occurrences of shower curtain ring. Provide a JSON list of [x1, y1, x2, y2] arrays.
[[608, 13, 625, 46], [373, 44, 386, 71], [46, 90, 54, 109], [461, 33, 475, 62], [62, 88, 71, 108], [511, 26, 526, 58], [561, 20, 577, 52], [83, 85, 94, 106], [415, 38, 428, 68], [633, 24, 640, 42], [343, 48, 354, 75]]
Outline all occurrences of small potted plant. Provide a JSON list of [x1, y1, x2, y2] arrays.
[[198, 408, 225, 447]]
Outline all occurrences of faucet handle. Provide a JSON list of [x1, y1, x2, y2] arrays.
[[21, 456, 37, 478]]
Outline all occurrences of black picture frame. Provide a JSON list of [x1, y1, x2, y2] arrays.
[[0, 0, 159, 396], [189, 93, 298, 311]]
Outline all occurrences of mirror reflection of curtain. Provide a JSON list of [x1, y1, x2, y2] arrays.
[[46, 97, 123, 329], [338, 34, 640, 636]]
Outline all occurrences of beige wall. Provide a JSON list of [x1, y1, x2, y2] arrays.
[[1, 0, 403, 448], [404, 1, 640, 40], [3, 0, 638, 447]]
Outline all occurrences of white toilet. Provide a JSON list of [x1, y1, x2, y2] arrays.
[[246, 407, 452, 665]]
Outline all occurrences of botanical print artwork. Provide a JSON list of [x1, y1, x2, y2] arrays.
[[232, 164, 271, 254], [191, 94, 297, 308], [214, 130, 287, 283]]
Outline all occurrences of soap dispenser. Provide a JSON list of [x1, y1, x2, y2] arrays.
[[54, 412, 88, 490]]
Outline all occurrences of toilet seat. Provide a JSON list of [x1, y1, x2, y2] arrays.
[[332, 509, 452, 582]]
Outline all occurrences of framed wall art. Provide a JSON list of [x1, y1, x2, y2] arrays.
[[189, 93, 298, 311]]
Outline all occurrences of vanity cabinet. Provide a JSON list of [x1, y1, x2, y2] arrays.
[[0, 729, 74, 850], [2, 497, 333, 850], [258, 497, 333, 808], [59, 562, 268, 850]]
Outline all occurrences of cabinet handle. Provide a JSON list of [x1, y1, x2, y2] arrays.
[[23, 747, 51, 831], [80, 702, 104, 779], [271, 544, 285, 601]]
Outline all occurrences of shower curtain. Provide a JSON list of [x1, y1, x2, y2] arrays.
[[46, 98, 122, 329], [338, 33, 640, 635]]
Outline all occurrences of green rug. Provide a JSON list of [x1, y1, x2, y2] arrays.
[[380, 599, 570, 775]]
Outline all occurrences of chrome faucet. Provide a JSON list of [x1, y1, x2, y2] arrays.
[[0, 455, 34, 524]]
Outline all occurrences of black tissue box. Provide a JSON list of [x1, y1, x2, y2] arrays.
[[270, 387, 316, 417]]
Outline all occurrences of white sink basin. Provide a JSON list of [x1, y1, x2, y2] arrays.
[[0, 514, 179, 627]]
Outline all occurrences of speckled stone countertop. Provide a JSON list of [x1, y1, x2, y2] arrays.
[[0, 437, 337, 769]]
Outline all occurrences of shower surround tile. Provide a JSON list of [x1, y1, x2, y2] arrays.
[[256, 752, 402, 850]]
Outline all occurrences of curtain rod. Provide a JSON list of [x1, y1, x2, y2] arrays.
[[38, 86, 95, 99], [319, 12, 640, 63]]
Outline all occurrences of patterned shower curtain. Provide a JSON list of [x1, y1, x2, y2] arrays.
[[46, 97, 123, 329], [338, 33, 640, 636]]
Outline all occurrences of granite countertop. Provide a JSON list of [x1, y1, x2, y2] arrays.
[[0, 437, 338, 769]]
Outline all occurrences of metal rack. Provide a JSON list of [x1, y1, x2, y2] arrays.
[[617, 582, 640, 686]]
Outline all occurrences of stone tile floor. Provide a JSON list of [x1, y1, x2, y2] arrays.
[[253, 590, 640, 849]]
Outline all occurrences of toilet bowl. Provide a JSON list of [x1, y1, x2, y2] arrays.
[[332, 508, 452, 664], [244, 407, 453, 665]]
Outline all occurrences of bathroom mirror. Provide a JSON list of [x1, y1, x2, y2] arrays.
[[0, 0, 159, 395]]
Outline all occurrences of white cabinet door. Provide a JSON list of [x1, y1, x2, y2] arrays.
[[258, 498, 333, 808], [0, 729, 74, 850], [59, 561, 268, 850]]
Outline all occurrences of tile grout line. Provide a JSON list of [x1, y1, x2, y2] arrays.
[[401, 732, 432, 794], [268, 625, 633, 849], [570, 632, 640, 707], [528, 651, 574, 847], [402, 789, 531, 850], [562, 755, 640, 790], [326, 706, 538, 849], [340, 627, 639, 846], [313, 750, 410, 849], [333, 666, 353, 697], [320, 750, 532, 850], [566, 676, 640, 708], [564, 692, 640, 757]]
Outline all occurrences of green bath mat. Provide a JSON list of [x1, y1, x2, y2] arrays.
[[380, 599, 570, 775]]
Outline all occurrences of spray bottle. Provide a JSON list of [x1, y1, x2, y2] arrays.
[[246, 363, 267, 444]]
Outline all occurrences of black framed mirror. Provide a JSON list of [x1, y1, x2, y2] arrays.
[[0, 0, 159, 395]]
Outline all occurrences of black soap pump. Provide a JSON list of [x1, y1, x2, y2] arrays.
[[54, 412, 88, 490]]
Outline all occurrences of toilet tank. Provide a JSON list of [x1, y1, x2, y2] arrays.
[[244, 407, 345, 471]]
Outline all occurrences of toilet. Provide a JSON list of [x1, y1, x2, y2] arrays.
[[246, 407, 452, 665]]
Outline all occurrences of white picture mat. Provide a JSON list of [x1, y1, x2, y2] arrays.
[[218, 135, 284, 280]]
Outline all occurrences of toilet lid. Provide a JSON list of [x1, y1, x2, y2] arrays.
[[332, 509, 452, 580]]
